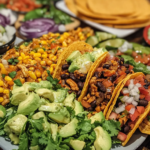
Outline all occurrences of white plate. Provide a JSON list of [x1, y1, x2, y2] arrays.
[[55, 0, 140, 38]]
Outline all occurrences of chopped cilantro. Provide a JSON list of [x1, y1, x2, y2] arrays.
[[58, 47, 61, 50], [14, 46, 19, 50], [56, 36, 60, 39], [23, 41, 31, 46], [14, 79, 22, 86], [148, 116, 150, 121], [2, 74, 5, 78], [120, 114, 125, 118], [9, 71, 17, 78]]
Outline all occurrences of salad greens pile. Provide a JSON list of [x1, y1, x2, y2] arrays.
[[0, 71, 121, 150]]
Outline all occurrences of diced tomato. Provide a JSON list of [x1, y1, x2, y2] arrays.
[[102, 80, 113, 88], [129, 65, 134, 71], [137, 106, 145, 114], [134, 75, 145, 86], [132, 51, 138, 58], [140, 94, 145, 99], [128, 121, 135, 129], [81, 100, 91, 108], [139, 87, 149, 95], [118, 70, 126, 76], [125, 80, 130, 87], [96, 67, 103, 72], [103, 69, 115, 77], [125, 104, 135, 112], [130, 110, 140, 122], [117, 132, 127, 142], [145, 94, 150, 101], [51, 43, 57, 49], [109, 112, 117, 120]]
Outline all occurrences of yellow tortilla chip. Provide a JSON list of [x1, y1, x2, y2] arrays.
[[139, 117, 150, 135], [65, 0, 78, 15], [106, 72, 150, 146]]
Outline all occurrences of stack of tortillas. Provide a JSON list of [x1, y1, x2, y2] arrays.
[[65, 0, 150, 28]]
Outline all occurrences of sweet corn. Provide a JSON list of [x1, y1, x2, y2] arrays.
[[15, 52, 19, 56], [0, 97, 4, 103], [41, 40, 47, 45], [51, 64, 56, 68], [20, 45, 25, 49], [46, 60, 53, 66], [34, 57, 41, 62], [87, 33, 91, 37], [49, 67, 53, 74], [37, 78, 42, 82], [49, 54, 54, 59], [29, 67, 35, 71], [42, 53, 48, 58], [0, 87, 4, 93], [3, 89, 9, 94], [62, 41, 67, 47], [59, 36, 64, 42], [33, 53, 41, 58], [80, 35, 84, 40], [18, 56, 22, 61], [38, 49, 44, 54], [30, 51, 35, 55], [78, 32, 83, 36], [50, 38, 55, 43], [1, 67, 8, 74], [40, 61, 46, 66], [55, 33, 60, 36], [21, 52, 25, 58], [20, 78, 25, 84], [28, 71, 37, 80], [0, 80, 4, 86], [42, 34, 48, 38], [63, 32, 70, 37], [30, 60, 37, 65], [0, 63, 3, 68], [52, 56, 57, 61], [5, 76, 12, 81], [35, 70, 41, 78]]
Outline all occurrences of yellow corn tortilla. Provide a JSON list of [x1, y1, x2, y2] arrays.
[[65, 0, 78, 15], [139, 117, 150, 135], [106, 72, 150, 146], [78, 53, 125, 117]]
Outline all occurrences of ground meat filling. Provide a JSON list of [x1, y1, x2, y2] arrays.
[[60, 63, 86, 97], [81, 57, 134, 112]]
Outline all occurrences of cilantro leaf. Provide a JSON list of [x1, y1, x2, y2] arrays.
[[0, 130, 5, 136], [66, 106, 75, 119], [18, 133, 28, 150], [9, 71, 17, 78], [76, 112, 88, 121], [14, 79, 22, 86]]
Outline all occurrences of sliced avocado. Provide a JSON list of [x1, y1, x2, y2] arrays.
[[0, 105, 6, 121], [91, 47, 107, 61], [35, 88, 54, 102], [10, 91, 28, 106], [98, 39, 125, 49], [96, 32, 116, 42], [70, 140, 85, 150], [63, 93, 75, 108], [17, 93, 41, 115], [90, 112, 105, 124], [53, 89, 68, 103], [94, 126, 111, 150], [74, 100, 84, 115], [59, 118, 78, 137], [39, 80, 52, 89], [50, 123, 58, 141], [67, 50, 82, 63], [9, 133, 19, 145], [30, 145, 39, 150], [32, 112, 50, 132], [69, 53, 93, 73], [39, 103, 63, 112], [48, 107, 70, 124], [23, 82, 40, 91], [86, 36, 99, 47], [12, 84, 28, 95], [90, 146, 95, 150], [0, 25, 5, 34]]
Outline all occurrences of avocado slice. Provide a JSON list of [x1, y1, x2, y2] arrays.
[[67, 50, 82, 63], [63, 93, 75, 108], [90, 112, 105, 124], [74, 100, 84, 115], [48, 107, 70, 124], [23, 82, 40, 91], [32, 112, 50, 132], [30, 145, 39, 150], [0, 105, 6, 121], [70, 140, 85, 150], [59, 118, 78, 138], [50, 123, 58, 141], [86, 36, 99, 47], [39, 103, 63, 112], [17, 93, 41, 115], [39, 80, 52, 89], [35, 88, 54, 102], [10, 91, 28, 106], [9, 133, 19, 145], [12, 84, 28, 95], [94, 126, 111, 150]]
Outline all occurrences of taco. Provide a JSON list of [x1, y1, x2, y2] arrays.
[[53, 41, 107, 98], [106, 72, 150, 146], [79, 53, 134, 116]]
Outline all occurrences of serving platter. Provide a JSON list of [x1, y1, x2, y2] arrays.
[[55, 0, 140, 38]]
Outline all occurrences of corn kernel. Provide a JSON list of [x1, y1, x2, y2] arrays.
[[3, 89, 9, 94], [29, 67, 35, 71], [1, 67, 8, 74], [5, 76, 12, 82], [37, 78, 42, 82], [34, 57, 41, 62], [20, 45, 25, 49], [18, 56, 22, 61], [35, 70, 41, 78], [46, 60, 53, 66], [80, 35, 84, 40], [51, 64, 56, 68], [50, 38, 55, 43], [87, 33, 91, 37], [0, 63, 4, 68], [62, 41, 67, 47], [58, 36, 64, 42], [38, 49, 44, 54], [42, 53, 48, 58], [49, 54, 54, 59], [25, 56, 30, 59], [41, 40, 47, 45], [49, 67, 53, 74], [52, 56, 57, 61], [30, 60, 37, 65], [63, 32, 70, 37], [15, 52, 19, 56], [40, 61, 46, 66], [0, 80, 4, 86], [0, 97, 4, 103], [21, 52, 25, 57], [78, 32, 83, 36], [55, 33, 60, 36], [30, 51, 35, 55], [28, 71, 37, 80], [0, 87, 4, 93], [33, 53, 41, 58], [20, 78, 25, 84], [42, 34, 48, 38]]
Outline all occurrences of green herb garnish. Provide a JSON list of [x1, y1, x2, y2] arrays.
[[148, 116, 150, 121], [120, 114, 125, 118], [2, 74, 5, 78], [9, 71, 17, 79], [14, 79, 22, 86]]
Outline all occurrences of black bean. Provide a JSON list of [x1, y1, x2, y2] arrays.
[[144, 79, 148, 83], [97, 82, 106, 92], [80, 75, 86, 81], [88, 87, 92, 93], [138, 99, 148, 106], [124, 64, 129, 68], [144, 83, 149, 89], [94, 72, 99, 78], [91, 100, 97, 108], [61, 74, 69, 79], [110, 75, 117, 82], [87, 107, 94, 111], [124, 125, 130, 133], [76, 90, 81, 97], [96, 93, 104, 105], [120, 58, 124, 64], [70, 73, 77, 81], [78, 81, 84, 90], [62, 64, 69, 70], [103, 64, 110, 69], [125, 69, 130, 74]]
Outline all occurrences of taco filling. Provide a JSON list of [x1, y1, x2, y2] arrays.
[[60, 48, 106, 97], [109, 74, 150, 142], [81, 54, 134, 113]]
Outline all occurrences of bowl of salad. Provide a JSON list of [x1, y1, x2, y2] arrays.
[[0, 25, 16, 54]]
